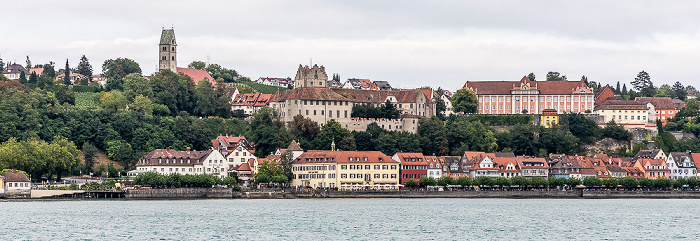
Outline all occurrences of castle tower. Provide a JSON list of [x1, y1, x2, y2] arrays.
[[294, 64, 328, 88], [159, 28, 177, 73]]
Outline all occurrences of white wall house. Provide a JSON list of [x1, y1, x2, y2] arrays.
[[667, 152, 697, 180]]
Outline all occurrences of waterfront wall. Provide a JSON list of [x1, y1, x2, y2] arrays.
[[127, 188, 233, 199], [118, 188, 700, 199]]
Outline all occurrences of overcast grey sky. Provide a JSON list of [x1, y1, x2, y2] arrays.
[[2, 1, 699, 90]]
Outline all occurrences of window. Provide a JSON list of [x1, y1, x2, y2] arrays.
[[375, 165, 380, 170], [391, 165, 397, 170], [374, 174, 380, 178], [341, 174, 347, 179], [341, 165, 347, 169], [365, 165, 370, 169], [391, 174, 397, 179]]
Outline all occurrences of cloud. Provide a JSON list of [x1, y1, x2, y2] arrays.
[[2, 1, 700, 89]]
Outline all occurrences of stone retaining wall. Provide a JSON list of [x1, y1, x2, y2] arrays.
[[126, 188, 233, 199], [123, 188, 700, 199]]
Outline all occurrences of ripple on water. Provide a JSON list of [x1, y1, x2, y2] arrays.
[[2, 199, 700, 240]]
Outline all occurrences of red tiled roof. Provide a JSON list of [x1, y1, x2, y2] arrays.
[[29, 68, 44, 76], [635, 97, 675, 110], [136, 149, 213, 166], [177, 67, 216, 86], [395, 152, 428, 166], [232, 93, 272, 107], [516, 157, 549, 168], [463, 77, 592, 95], [4, 171, 29, 182], [595, 99, 650, 110], [294, 150, 398, 164]]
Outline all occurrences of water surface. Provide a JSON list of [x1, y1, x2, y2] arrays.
[[3, 199, 697, 240]]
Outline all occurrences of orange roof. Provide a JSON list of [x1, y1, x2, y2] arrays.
[[177, 67, 216, 86], [395, 152, 428, 166], [294, 150, 398, 164], [516, 156, 549, 168]]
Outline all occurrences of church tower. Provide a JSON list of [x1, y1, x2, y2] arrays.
[[294, 64, 328, 88], [159, 28, 177, 72]]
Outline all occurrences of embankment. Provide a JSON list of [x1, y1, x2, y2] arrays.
[[122, 188, 700, 199]]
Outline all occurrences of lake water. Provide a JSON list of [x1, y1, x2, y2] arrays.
[[2, 198, 698, 240]]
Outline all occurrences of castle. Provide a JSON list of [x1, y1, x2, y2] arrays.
[[294, 64, 328, 88]]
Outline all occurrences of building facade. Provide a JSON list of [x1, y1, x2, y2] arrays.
[[135, 148, 230, 179], [294, 64, 328, 88], [666, 152, 696, 180], [159, 28, 177, 73], [392, 153, 428, 185], [594, 99, 656, 130], [463, 76, 595, 115], [290, 150, 401, 190]]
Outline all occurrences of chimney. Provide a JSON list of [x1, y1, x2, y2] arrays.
[[187, 147, 191, 154], [166, 147, 170, 153]]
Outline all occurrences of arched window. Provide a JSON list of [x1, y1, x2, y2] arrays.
[[171, 56, 175, 60]]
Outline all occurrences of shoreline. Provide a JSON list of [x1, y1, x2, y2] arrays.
[[9, 188, 700, 200]]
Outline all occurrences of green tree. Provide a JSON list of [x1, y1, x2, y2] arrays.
[[656, 84, 673, 97], [26, 56, 32, 70], [312, 119, 356, 151], [254, 159, 287, 185], [474, 176, 494, 187], [405, 179, 418, 189], [631, 71, 655, 97], [560, 113, 600, 143], [446, 118, 497, 155], [527, 72, 536, 81], [582, 176, 602, 187], [672, 81, 687, 100], [653, 178, 672, 189], [548, 177, 565, 189], [288, 115, 321, 149], [42, 64, 56, 79], [100, 90, 128, 111], [18, 71, 26, 84], [123, 73, 152, 101], [451, 89, 478, 113], [188, 61, 206, 70], [546, 71, 567, 81], [419, 176, 437, 187], [638, 177, 654, 189], [131, 95, 154, 115], [280, 150, 294, 182], [106, 140, 136, 168], [82, 142, 99, 171], [64, 59, 71, 85], [435, 96, 446, 118], [194, 79, 217, 116], [77, 55, 93, 81], [249, 107, 291, 157], [493, 177, 511, 188], [619, 176, 638, 189], [602, 178, 619, 188], [566, 177, 582, 187], [510, 176, 528, 188], [103, 58, 142, 91], [600, 121, 632, 141], [437, 176, 454, 187]]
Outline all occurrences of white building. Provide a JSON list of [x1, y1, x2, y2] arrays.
[[667, 152, 697, 180], [425, 155, 442, 179], [594, 99, 657, 130], [4, 170, 31, 196], [226, 143, 257, 169], [135, 148, 230, 179]]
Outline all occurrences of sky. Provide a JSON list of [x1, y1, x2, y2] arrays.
[[2, 1, 700, 90]]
